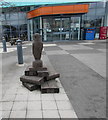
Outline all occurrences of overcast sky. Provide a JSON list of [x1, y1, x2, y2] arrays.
[[4, 0, 103, 4], [1, 0, 105, 7]]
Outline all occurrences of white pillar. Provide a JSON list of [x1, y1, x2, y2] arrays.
[[30, 19, 33, 41], [27, 20, 30, 41], [104, 1, 108, 26], [40, 17, 42, 36], [43, 19, 47, 41]]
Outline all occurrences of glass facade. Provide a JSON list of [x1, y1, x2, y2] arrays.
[[1, 6, 36, 41], [1, 1, 107, 42], [28, 1, 106, 41], [42, 16, 81, 41], [81, 2, 105, 39]]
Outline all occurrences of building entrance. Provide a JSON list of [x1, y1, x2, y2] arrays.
[[43, 16, 80, 41]]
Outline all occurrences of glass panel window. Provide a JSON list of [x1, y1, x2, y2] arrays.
[[97, 2, 105, 8], [87, 9, 96, 18], [89, 3, 97, 8], [96, 8, 105, 16]]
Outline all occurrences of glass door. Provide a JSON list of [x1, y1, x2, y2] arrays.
[[52, 18, 70, 41], [61, 18, 70, 40], [43, 18, 52, 41], [43, 16, 80, 41], [52, 18, 61, 41], [70, 17, 80, 40]]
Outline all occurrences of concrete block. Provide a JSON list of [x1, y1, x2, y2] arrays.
[[25, 70, 37, 76], [29, 67, 47, 72], [41, 79, 59, 93], [37, 70, 49, 77], [20, 75, 44, 85], [24, 65, 37, 76], [46, 73, 60, 81], [22, 82, 40, 91]]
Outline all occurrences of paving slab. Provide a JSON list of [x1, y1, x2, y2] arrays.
[[28, 93, 41, 101], [2, 94, 16, 102], [10, 110, 26, 118], [56, 101, 73, 110], [43, 110, 60, 118], [44, 46, 62, 51], [54, 94, 69, 101], [66, 49, 102, 54], [2, 102, 13, 111], [42, 101, 57, 110], [45, 50, 69, 55], [41, 94, 55, 101], [26, 110, 42, 118], [27, 101, 41, 110], [2, 111, 11, 118], [14, 94, 28, 101], [58, 44, 93, 50], [12, 101, 27, 111], [59, 110, 77, 118], [71, 53, 106, 78]]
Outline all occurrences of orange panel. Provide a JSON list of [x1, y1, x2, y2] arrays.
[[27, 4, 89, 19]]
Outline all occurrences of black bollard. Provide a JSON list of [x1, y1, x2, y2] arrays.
[[2, 37, 7, 52], [17, 39, 23, 64]]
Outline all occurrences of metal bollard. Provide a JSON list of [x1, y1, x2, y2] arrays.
[[17, 39, 23, 64], [2, 37, 7, 52]]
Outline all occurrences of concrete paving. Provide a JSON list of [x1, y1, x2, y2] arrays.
[[0, 39, 106, 119], [1, 41, 77, 119]]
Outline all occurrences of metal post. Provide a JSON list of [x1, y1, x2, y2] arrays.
[[17, 39, 23, 64], [2, 37, 7, 52]]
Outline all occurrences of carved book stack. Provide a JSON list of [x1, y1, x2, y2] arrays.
[[20, 65, 60, 93], [20, 33, 60, 93]]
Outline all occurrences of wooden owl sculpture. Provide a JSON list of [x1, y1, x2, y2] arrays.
[[32, 33, 43, 60]]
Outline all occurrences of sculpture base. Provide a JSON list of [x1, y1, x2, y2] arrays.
[[41, 80, 59, 93], [32, 60, 43, 69], [29, 67, 47, 71], [22, 82, 40, 91], [20, 65, 60, 93], [20, 75, 44, 85], [25, 66, 37, 76]]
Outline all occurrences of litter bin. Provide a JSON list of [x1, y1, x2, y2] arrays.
[[85, 28, 95, 40]]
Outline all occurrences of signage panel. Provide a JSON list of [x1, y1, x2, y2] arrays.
[[99, 26, 107, 39]]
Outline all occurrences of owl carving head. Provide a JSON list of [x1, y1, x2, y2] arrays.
[[33, 33, 42, 42]]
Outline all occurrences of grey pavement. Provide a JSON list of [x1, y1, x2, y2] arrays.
[[0, 39, 107, 119], [44, 40, 106, 118], [1, 41, 77, 119]]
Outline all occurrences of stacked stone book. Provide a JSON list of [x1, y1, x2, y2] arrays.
[[20, 33, 60, 93], [20, 65, 60, 93]]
